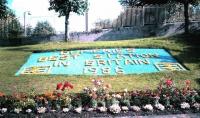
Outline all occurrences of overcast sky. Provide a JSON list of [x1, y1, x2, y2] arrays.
[[8, 0, 123, 33]]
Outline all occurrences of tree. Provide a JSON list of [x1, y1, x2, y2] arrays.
[[119, 0, 200, 34], [48, 0, 88, 41], [32, 21, 55, 36], [94, 19, 112, 29], [26, 25, 33, 37], [8, 18, 23, 38], [0, 0, 8, 19], [0, 9, 17, 39]]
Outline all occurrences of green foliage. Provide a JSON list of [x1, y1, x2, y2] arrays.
[[90, 99, 97, 108], [32, 21, 55, 36], [60, 95, 72, 107], [48, 0, 88, 40], [8, 18, 23, 38], [119, 0, 200, 6], [0, 10, 21, 40], [49, 0, 88, 17], [0, 0, 8, 19], [119, 0, 200, 34], [26, 25, 33, 37]]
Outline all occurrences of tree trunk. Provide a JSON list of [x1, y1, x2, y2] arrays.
[[184, 2, 189, 34], [65, 15, 69, 41]]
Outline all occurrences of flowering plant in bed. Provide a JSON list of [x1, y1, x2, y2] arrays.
[[0, 77, 200, 116], [81, 78, 111, 112]]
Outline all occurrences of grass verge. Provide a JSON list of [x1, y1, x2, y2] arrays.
[[0, 36, 199, 95]]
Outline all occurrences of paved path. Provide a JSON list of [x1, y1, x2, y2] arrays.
[[115, 114, 200, 118]]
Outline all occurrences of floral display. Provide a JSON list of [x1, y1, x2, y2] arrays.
[[14, 108, 22, 114], [109, 104, 121, 114], [121, 106, 129, 111], [131, 106, 141, 112], [37, 107, 46, 113], [62, 108, 69, 113], [0, 78, 200, 116], [193, 103, 200, 110], [0, 108, 7, 113], [97, 107, 107, 112], [155, 103, 165, 111], [143, 104, 153, 111], [26, 109, 32, 113], [180, 102, 190, 109], [74, 107, 82, 114]]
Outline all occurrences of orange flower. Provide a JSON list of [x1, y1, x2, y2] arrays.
[[185, 80, 191, 86], [105, 84, 112, 89], [110, 78, 115, 80], [46, 92, 56, 100], [0, 92, 5, 97], [49, 95, 56, 100], [44, 92, 53, 97]]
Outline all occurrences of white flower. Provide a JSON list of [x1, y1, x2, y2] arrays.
[[124, 89, 128, 93], [83, 87, 89, 92], [109, 104, 121, 114], [143, 104, 153, 111], [181, 102, 190, 109], [93, 87, 97, 92], [87, 108, 94, 112], [26, 109, 32, 113], [1, 108, 7, 113], [131, 106, 141, 112], [121, 106, 129, 111], [155, 103, 165, 111], [14, 108, 22, 114], [63, 108, 69, 113], [37, 107, 46, 114], [51, 110, 56, 112], [74, 107, 82, 114], [98, 107, 107, 112], [96, 81, 101, 86], [112, 94, 116, 98], [115, 94, 122, 99], [103, 86, 107, 90], [193, 103, 200, 110]]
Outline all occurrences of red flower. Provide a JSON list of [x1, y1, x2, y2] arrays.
[[57, 93, 62, 97], [62, 82, 73, 91], [165, 79, 173, 87], [56, 83, 63, 90], [185, 80, 191, 86]]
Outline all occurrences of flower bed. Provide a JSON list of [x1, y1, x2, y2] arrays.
[[0, 77, 200, 117]]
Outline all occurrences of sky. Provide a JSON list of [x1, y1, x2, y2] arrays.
[[8, 0, 123, 33]]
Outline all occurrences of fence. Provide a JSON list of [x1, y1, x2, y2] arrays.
[[98, 5, 200, 29]]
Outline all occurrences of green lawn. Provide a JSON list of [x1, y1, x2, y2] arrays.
[[0, 36, 199, 95]]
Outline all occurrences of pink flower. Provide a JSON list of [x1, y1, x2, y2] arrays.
[[165, 79, 173, 87]]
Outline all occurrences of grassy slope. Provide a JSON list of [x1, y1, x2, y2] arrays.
[[0, 36, 199, 95]]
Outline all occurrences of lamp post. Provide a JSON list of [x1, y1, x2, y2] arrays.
[[85, 0, 88, 32], [24, 11, 31, 36]]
